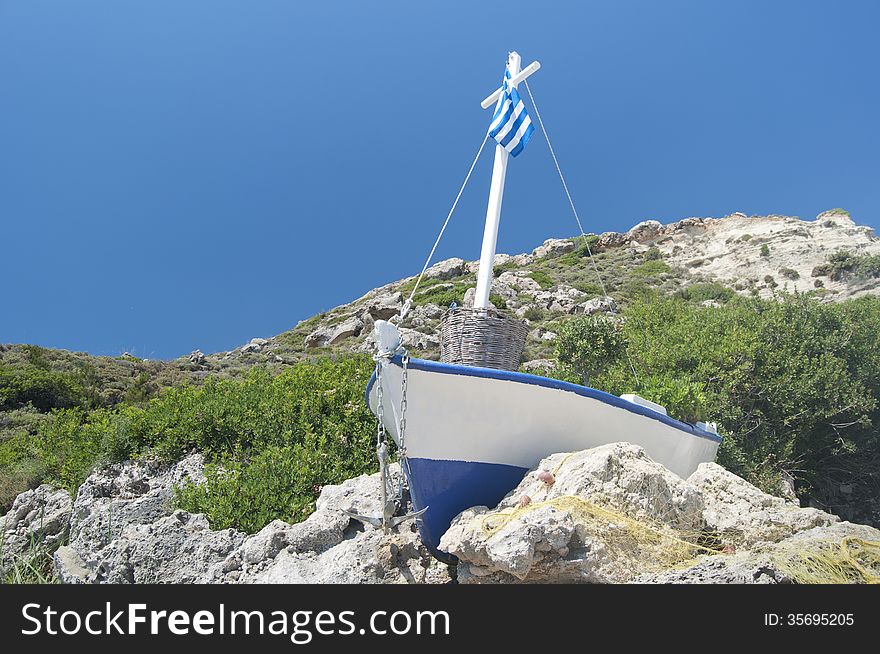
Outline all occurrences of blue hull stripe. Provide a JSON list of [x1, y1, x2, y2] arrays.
[[405, 457, 528, 562], [365, 356, 721, 444]]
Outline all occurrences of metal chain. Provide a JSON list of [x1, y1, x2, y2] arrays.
[[372, 356, 392, 516], [396, 354, 410, 503], [374, 356, 386, 451]]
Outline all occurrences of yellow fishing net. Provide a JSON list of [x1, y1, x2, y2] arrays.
[[478, 452, 880, 583], [770, 536, 880, 584]]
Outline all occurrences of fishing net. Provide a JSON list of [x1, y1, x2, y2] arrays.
[[477, 453, 880, 583], [770, 536, 880, 584]]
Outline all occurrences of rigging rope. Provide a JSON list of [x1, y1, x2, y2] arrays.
[[524, 79, 640, 387], [397, 132, 491, 323]]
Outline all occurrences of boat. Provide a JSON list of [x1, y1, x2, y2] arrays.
[[361, 52, 721, 562]]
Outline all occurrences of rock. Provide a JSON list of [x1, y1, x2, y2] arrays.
[[1, 485, 72, 573], [466, 254, 515, 274], [635, 551, 787, 584], [365, 292, 403, 321], [87, 511, 246, 584], [53, 545, 92, 584], [304, 316, 365, 348], [398, 327, 440, 351], [638, 521, 880, 584], [67, 455, 205, 565], [463, 287, 490, 309], [816, 209, 855, 226], [188, 350, 206, 365], [687, 462, 838, 547], [240, 337, 269, 353], [577, 296, 618, 315], [440, 444, 705, 583], [520, 359, 556, 373], [532, 238, 575, 259], [512, 253, 535, 266], [533, 285, 587, 313], [240, 465, 450, 584], [497, 271, 541, 293], [627, 220, 663, 242], [425, 258, 467, 280], [595, 231, 629, 250]]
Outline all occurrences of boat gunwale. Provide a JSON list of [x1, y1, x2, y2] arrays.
[[364, 355, 723, 444]]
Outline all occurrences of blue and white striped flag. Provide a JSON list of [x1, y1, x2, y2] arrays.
[[488, 69, 535, 157]]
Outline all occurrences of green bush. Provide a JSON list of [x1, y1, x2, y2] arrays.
[[528, 271, 555, 290], [760, 244, 770, 257], [675, 282, 734, 304], [554, 314, 626, 385], [0, 366, 88, 413], [632, 260, 671, 277], [2, 356, 378, 532], [825, 250, 880, 282], [558, 236, 600, 266], [554, 294, 880, 511], [174, 440, 371, 533], [644, 247, 662, 261], [523, 306, 546, 322], [779, 268, 800, 280], [413, 282, 470, 308], [489, 293, 508, 310]]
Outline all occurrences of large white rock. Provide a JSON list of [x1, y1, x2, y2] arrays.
[[637, 521, 880, 584], [1, 485, 72, 574], [67, 455, 205, 563], [55, 459, 449, 585], [440, 443, 706, 583], [424, 258, 467, 280], [688, 462, 838, 547], [532, 238, 576, 259], [238, 464, 449, 584]]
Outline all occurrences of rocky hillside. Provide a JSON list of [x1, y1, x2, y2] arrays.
[[3, 209, 876, 447], [205, 209, 880, 370]]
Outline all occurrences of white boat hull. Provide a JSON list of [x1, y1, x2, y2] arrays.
[[366, 356, 720, 560]]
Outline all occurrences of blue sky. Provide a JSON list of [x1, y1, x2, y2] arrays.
[[2, 1, 878, 359]]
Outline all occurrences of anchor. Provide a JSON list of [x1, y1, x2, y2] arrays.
[[344, 441, 427, 533]]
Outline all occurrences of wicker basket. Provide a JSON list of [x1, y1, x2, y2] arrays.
[[440, 307, 529, 371]]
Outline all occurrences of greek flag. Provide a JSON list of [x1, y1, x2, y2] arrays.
[[488, 69, 535, 157]]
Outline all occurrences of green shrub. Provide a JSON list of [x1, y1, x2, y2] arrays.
[[0, 366, 88, 413], [554, 294, 880, 512], [825, 250, 880, 282], [675, 282, 734, 304], [632, 260, 671, 277], [1, 356, 378, 532], [558, 236, 600, 265], [523, 306, 546, 322], [174, 440, 373, 533], [644, 247, 662, 261], [489, 293, 508, 310], [554, 314, 626, 385], [760, 244, 770, 257], [412, 282, 470, 308], [779, 268, 800, 280], [573, 282, 603, 296], [528, 271, 555, 290]]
